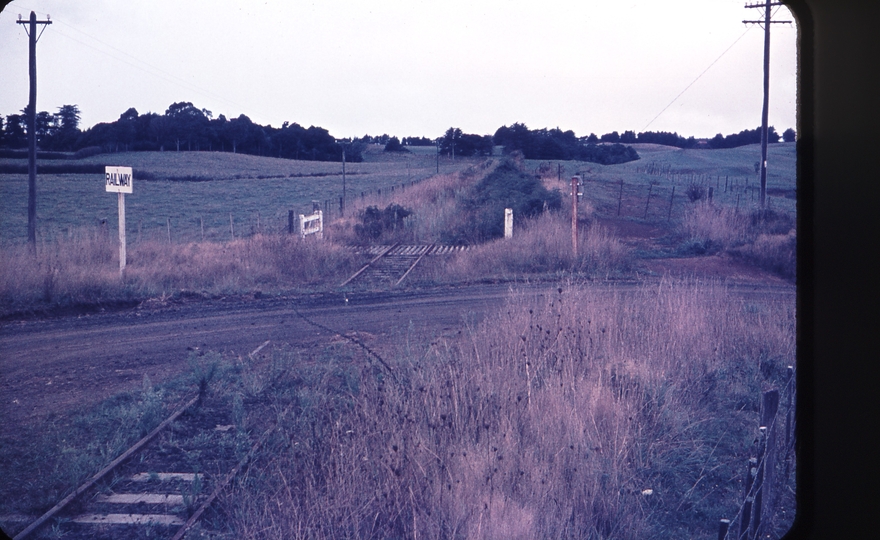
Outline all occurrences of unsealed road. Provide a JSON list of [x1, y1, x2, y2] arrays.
[[1, 281, 794, 441]]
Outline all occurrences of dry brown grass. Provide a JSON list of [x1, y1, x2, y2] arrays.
[[0, 231, 361, 312], [226, 280, 796, 539], [680, 202, 796, 280], [429, 213, 630, 283]]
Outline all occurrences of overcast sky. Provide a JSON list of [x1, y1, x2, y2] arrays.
[[0, 0, 797, 140]]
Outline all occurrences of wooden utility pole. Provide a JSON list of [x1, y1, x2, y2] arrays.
[[16, 11, 52, 248], [341, 146, 346, 217], [571, 176, 579, 257], [744, 1, 791, 208]]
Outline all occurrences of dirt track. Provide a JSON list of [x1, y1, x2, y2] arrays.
[[0, 278, 795, 444], [0, 284, 539, 440]]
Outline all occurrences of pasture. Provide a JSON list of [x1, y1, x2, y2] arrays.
[[0, 145, 471, 243]]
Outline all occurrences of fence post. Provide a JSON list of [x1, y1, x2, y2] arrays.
[[644, 182, 654, 219], [751, 427, 768, 539], [718, 518, 731, 540], [784, 366, 795, 480], [740, 457, 757, 540], [504, 208, 513, 238], [754, 390, 780, 538], [667, 186, 675, 221], [230, 214, 234, 240], [166, 217, 171, 243], [617, 180, 624, 216], [288, 210, 294, 234]]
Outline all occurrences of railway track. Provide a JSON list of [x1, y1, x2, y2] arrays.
[[6, 344, 278, 540], [342, 244, 469, 288]]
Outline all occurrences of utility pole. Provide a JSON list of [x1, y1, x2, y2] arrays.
[[341, 144, 346, 217], [571, 176, 579, 258], [744, 1, 790, 208], [16, 11, 52, 248]]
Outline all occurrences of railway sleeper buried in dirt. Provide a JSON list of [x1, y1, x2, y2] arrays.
[[71, 513, 185, 526], [94, 493, 185, 505]]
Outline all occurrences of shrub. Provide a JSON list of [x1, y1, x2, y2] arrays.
[[353, 204, 413, 242], [685, 183, 706, 202]]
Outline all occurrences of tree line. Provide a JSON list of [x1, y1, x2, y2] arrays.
[[0, 101, 795, 165]]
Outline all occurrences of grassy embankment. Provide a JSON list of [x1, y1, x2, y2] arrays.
[[0, 280, 796, 538]]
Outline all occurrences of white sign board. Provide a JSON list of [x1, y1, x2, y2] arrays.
[[105, 166, 133, 193]]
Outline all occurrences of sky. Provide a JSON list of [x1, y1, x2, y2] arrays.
[[0, 0, 797, 141]]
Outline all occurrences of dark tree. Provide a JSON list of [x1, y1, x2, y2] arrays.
[[600, 131, 620, 143], [384, 136, 406, 152], [782, 127, 796, 142], [3, 114, 27, 148], [620, 130, 637, 143]]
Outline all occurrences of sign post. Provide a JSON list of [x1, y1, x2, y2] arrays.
[[105, 166, 133, 275]]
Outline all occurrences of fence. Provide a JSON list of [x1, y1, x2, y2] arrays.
[[718, 366, 797, 540]]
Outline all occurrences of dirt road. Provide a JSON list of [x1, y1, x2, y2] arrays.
[[0, 280, 794, 442]]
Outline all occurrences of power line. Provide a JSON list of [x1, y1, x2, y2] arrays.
[[6, 8, 250, 116], [642, 26, 753, 132]]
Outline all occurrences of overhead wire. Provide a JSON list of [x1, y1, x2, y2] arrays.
[[4, 6, 250, 114], [642, 4, 791, 132], [642, 26, 753, 131]]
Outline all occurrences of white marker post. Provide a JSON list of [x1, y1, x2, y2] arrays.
[[504, 208, 513, 238], [105, 166, 133, 275]]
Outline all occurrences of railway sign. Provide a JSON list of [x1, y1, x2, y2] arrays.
[[105, 166, 132, 275], [105, 166, 133, 193]]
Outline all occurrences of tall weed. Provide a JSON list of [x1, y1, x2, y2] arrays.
[[227, 280, 795, 539]]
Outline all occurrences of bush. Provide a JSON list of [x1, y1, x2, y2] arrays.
[[685, 184, 706, 202], [383, 137, 407, 152], [354, 204, 413, 242]]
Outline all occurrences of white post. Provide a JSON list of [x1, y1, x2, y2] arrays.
[[105, 166, 132, 277], [504, 208, 513, 238], [317, 209, 324, 239], [118, 192, 126, 275], [299, 214, 306, 239]]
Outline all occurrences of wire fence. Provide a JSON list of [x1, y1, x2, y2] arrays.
[[718, 365, 797, 540]]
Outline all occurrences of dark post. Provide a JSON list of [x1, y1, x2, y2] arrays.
[[617, 180, 624, 217], [667, 185, 675, 221], [755, 390, 780, 537], [784, 366, 794, 480], [752, 427, 768, 539], [288, 210, 294, 234], [740, 457, 757, 540], [718, 519, 731, 540], [644, 182, 654, 219], [16, 12, 52, 249]]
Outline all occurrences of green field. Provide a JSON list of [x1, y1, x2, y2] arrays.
[[526, 142, 796, 221], [0, 145, 476, 243], [0, 142, 796, 244]]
